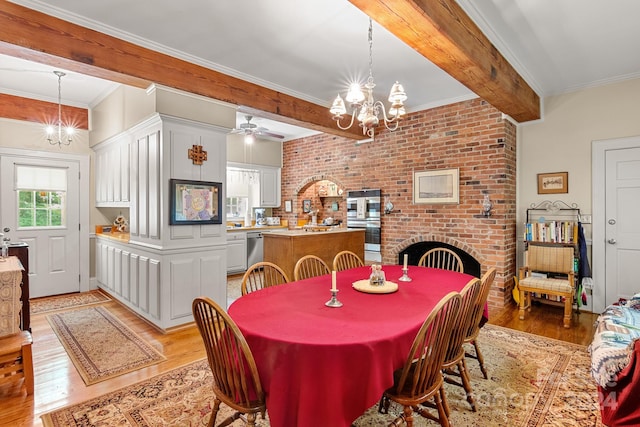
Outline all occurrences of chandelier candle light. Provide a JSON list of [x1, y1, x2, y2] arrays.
[[46, 71, 75, 147], [330, 18, 407, 139]]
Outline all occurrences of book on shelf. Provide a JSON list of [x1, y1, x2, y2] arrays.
[[524, 220, 578, 243]]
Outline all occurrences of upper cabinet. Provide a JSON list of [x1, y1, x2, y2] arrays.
[[94, 132, 130, 207], [227, 163, 281, 209], [260, 166, 281, 207]]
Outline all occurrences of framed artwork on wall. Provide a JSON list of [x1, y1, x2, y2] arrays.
[[169, 179, 222, 225], [284, 200, 292, 212], [413, 168, 459, 204], [302, 199, 312, 213], [537, 172, 568, 194]]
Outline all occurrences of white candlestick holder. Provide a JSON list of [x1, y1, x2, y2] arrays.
[[325, 289, 343, 307], [398, 267, 412, 282]]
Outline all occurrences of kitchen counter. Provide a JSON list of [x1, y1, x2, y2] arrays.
[[95, 231, 130, 243], [266, 227, 358, 237], [264, 228, 364, 280], [226, 225, 287, 232]]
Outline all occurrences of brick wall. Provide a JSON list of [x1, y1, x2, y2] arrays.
[[274, 98, 517, 308]]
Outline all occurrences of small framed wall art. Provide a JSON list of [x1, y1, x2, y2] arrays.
[[413, 168, 459, 204], [302, 199, 312, 213], [537, 172, 568, 194], [169, 179, 222, 225], [284, 200, 292, 212]]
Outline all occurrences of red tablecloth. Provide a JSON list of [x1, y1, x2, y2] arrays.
[[228, 265, 476, 427]]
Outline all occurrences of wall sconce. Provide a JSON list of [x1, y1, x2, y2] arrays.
[[482, 193, 493, 217], [384, 196, 394, 214]]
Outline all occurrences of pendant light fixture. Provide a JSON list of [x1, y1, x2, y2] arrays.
[[329, 18, 407, 139], [46, 71, 75, 147]]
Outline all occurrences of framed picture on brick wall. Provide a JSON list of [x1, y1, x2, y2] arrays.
[[413, 168, 459, 204]]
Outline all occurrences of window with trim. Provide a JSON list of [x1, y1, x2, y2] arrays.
[[15, 165, 67, 228], [226, 196, 248, 219]]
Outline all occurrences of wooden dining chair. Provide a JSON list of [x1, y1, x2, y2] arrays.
[[0, 331, 34, 395], [294, 254, 331, 281], [464, 267, 496, 380], [192, 297, 266, 427], [418, 248, 464, 273], [332, 250, 364, 272], [241, 262, 290, 295], [441, 278, 482, 412], [379, 291, 462, 427]]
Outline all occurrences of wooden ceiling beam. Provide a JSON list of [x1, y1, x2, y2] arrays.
[[0, 93, 88, 130], [349, 0, 540, 122], [0, 2, 365, 139]]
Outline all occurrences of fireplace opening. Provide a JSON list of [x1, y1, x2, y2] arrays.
[[398, 242, 481, 278]]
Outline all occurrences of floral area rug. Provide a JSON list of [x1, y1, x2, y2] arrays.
[[46, 306, 166, 385], [31, 290, 110, 314], [41, 324, 601, 426]]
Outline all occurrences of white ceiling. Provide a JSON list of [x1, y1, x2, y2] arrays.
[[2, 0, 640, 140]]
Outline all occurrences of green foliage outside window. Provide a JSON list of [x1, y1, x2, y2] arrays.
[[18, 190, 65, 227]]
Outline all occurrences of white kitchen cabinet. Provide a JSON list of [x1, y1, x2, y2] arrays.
[[94, 132, 130, 207], [259, 166, 281, 207], [226, 231, 247, 273], [95, 236, 161, 321]]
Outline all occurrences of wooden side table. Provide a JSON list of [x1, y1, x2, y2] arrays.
[[8, 243, 29, 332]]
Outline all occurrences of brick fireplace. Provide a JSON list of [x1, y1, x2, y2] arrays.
[[397, 240, 482, 279], [274, 98, 517, 309]]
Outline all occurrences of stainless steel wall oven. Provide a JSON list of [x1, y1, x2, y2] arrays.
[[346, 189, 381, 254]]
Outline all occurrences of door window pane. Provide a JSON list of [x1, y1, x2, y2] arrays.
[[17, 190, 66, 227], [15, 165, 67, 229]]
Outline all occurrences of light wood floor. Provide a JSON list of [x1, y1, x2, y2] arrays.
[[0, 289, 598, 427]]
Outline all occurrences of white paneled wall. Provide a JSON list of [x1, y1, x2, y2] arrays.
[[95, 113, 229, 330]]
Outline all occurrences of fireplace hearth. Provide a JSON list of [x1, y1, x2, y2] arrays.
[[398, 242, 481, 278]]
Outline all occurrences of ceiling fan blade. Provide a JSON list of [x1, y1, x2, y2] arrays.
[[256, 130, 285, 140]]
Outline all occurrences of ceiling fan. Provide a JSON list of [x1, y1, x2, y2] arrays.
[[231, 115, 284, 143]]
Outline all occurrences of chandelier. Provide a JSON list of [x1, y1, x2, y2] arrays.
[[46, 71, 75, 147], [329, 18, 407, 139]]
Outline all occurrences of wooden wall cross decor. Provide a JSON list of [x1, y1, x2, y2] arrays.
[[188, 145, 207, 165]]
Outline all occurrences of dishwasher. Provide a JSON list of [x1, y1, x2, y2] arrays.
[[246, 231, 264, 267]]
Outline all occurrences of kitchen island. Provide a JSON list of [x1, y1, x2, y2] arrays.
[[263, 228, 365, 280]]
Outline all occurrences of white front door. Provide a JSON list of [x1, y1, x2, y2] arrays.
[[604, 146, 640, 303], [0, 155, 81, 297]]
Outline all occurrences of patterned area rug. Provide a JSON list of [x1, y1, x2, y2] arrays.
[[41, 325, 602, 426], [46, 306, 166, 385], [227, 274, 243, 305], [31, 290, 110, 314]]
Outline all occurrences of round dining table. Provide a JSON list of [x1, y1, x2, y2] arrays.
[[227, 264, 476, 427]]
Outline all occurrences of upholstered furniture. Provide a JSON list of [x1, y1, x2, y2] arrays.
[[192, 296, 266, 427], [332, 250, 364, 272], [418, 248, 464, 273], [518, 244, 575, 328], [240, 261, 290, 296], [589, 294, 640, 427], [293, 254, 330, 281], [464, 267, 496, 379], [379, 291, 462, 427]]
